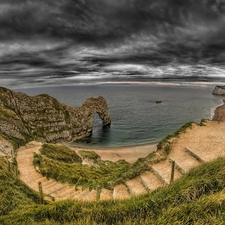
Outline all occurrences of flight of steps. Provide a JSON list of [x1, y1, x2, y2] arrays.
[[16, 141, 208, 202]]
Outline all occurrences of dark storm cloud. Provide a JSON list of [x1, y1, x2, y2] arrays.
[[1, 0, 225, 42], [1, 0, 225, 87]]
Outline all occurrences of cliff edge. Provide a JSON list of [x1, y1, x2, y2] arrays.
[[212, 86, 225, 95], [212, 99, 225, 121], [0, 87, 111, 147]]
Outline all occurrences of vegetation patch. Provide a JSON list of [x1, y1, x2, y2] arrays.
[[78, 150, 100, 162], [0, 157, 40, 217], [157, 121, 195, 153], [40, 143, 82, 164], [35, 153, 131, 189], [2, 158, 225, 224]]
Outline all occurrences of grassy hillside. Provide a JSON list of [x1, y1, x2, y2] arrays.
[[1, 156, 225, 224]]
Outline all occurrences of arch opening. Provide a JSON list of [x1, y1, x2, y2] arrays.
[[88, 113, 111, 145]]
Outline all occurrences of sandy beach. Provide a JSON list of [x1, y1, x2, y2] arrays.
[[71, 143, 157, 163]]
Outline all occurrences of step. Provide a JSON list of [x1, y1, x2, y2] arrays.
[[125, 177, 148, 196], [140, 171, 163, 191], [169, 158, 186, 175], [185, 147, 206, 163], [43, 183, 67, 194], [41, 179, 56, 187], [54, 187, 77, 200], [60, 187, 83, 200], [100, 188, 113, 201], [50, 185, 72, 196], [169, 146, 202, 174], [73, 188, 90, 200], [151, 160, 182, 185], [83, 190, 97, 201], [113, 184, 130, 200]]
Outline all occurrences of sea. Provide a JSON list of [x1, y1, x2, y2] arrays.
[[15, 84, 223, 147]]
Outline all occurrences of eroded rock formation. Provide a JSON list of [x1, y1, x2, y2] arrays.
[[0, 87, 111, 146], [212, 86, 225, 95], [212, 99, 225, 121]]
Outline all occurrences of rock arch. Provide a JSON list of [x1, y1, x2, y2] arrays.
[[0, 87, 111, 144]]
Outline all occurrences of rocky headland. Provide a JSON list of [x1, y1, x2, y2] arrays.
[[212, 85, 225, 95], [212, 99, 225, 121], [0, 87, 111, 153]]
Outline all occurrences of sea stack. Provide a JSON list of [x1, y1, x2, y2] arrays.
[[212, 86, 225, 95]]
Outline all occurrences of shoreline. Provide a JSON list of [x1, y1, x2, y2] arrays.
[[70, 142, 158, 163], [212, 99, 225, 121]]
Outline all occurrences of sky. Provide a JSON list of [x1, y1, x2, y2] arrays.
[[1, 0, 225, 88]]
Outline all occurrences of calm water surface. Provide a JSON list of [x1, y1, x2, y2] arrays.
[[15, 84, 223, 147]]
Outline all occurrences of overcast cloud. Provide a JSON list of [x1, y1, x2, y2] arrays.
[[1, 0, 225, 87]]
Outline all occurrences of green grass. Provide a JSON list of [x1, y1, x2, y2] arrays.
[[35, 154, 131, 189], [78, 150, 100, 162], [157, 121, 195, 153], [2, 157, 225, 224], [0, 107, 17, 122], [0, 157, 41, 217], [35, 143, 163, 189], [40, 143, 82, 164]]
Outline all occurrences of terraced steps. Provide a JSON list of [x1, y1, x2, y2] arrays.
[[16, 121, 225, 202], [125, 177, 148, 196]]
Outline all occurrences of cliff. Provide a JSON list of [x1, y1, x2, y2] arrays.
[[212, 86, 225, 95], [212, 99, 225, 121], [0, 87, 111, 147]]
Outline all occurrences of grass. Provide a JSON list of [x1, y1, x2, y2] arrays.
[[1, 157, 225, 224], [0, 107, 17, 122], [0, 157, 41, 217], [78, 150, 100, 162], [35, 153, 131, 189], [157, 121, 195, 153], [35, 143, 163, 189], [40, 143, 82, 164]]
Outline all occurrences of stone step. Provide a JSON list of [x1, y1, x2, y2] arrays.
[[100, 188, 113, 201], [140, 171, 163, 190], [125, 177, 148, 196], [185, 147, 206, 163], [152, 160, 182, 185], [113, 184, 130, 200]]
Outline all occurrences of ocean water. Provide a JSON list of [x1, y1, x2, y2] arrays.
[[15, 84, 223, 147]]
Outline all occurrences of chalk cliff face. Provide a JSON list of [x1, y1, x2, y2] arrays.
[[0, 87, 111, 146], [212, 86, 225, 95]]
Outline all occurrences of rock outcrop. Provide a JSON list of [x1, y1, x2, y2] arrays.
[[0, 87, 111, 146], [212, 99, 225, 121], [212, 86, 225, 95]]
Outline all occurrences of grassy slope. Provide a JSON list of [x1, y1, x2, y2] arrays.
[[34, 143, 163, 189], [0, 158, 41, 217], [1, 157, 225, 224]]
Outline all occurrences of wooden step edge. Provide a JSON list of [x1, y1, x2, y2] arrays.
[[151, 167, 169, 185], [140, 176, 151, 191], [49, 185, 69, 195], [83, 189, 96, 201], [185, 147, 205, 163], [169, 157, 186, 175], [54, 186, 76, 198], [112, 185, 130, 199], [42, 181, 58, 190]]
